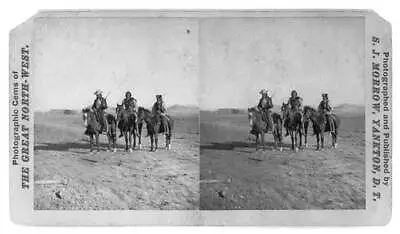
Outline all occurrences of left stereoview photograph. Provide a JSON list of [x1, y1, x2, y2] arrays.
[[26, 16, 200, 210]]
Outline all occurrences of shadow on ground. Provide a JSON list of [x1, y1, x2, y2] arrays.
[[200, 140, 293, 152], [34, 141, 129, 152]]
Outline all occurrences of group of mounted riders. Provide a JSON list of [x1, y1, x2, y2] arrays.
[[91, 89, 170, 137], [256, 89, 335, 136], [83, 89, 173, 152], [252, 88, 338, 151]]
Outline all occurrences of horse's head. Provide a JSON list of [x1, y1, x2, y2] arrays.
[[137, 107, 151, 122], [247, 107, 258, 127], [116, 104, 123, 119], [281, 102, 289, 117], [82, 107, 91, 127], [303, 105, 315, 121]]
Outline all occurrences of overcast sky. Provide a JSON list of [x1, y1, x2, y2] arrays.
[[32, 17, 365, 111], [33, 18, 199, 111], [199, 17, 365, 110]]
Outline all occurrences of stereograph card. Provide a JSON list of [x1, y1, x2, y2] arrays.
[[9, 10, 392, 225]]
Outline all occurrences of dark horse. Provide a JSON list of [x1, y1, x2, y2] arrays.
[[137, 107, 173, 152], [116, 104, 137, 152], [281, 103, 303, 151], [248, 107, 283, 151], [82, 108, 117, 152], [303, 105, 340, 150]]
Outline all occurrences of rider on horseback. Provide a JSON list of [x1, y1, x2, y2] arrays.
[[92, 90, 108, 133], [257, 89, 275, 133], [318, 93, 335, 133], [284, 90, 303, 137], [152, 94, 170, 134], [118, 91, 138, 138]]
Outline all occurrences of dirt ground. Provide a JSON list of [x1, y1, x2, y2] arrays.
[[200, 111, 365, 210], [34, 111, 199, 210]]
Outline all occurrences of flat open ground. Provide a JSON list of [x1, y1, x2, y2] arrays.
[[34, 110, 199, 210], [200, 109, 365, 210]]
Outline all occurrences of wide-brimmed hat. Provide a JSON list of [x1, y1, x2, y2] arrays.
[[125, 91, 132, 96], [156, 94, 162, 99], [94, 90, 103, 95], [322, 93, 328, 98], [259, 89, 268, 95], [291, 90, 298, 95]]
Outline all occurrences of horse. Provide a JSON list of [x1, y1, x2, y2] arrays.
[[248, 107, 283, 151], [82, 107, 116, 152], [281, 103, 303, 151], [116, 104, 137, 152], [137, 107, 173, 152], [303, 105, 340, 150]]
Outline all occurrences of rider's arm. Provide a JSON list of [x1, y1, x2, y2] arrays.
[[268, 98, 273, 109], [151, 103, 157, 114], [91, 99, 96, 110], [161, 103, 167, 113], [326, 101, 332, 112], [102, 98, 108, 110], [257, 98, 263, 109]]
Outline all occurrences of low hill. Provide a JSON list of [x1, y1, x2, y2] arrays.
[[333, 104, 365, 117], [168, 105, 199, 116]]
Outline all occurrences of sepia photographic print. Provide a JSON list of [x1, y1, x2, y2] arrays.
[[9, 10, 391, 225]]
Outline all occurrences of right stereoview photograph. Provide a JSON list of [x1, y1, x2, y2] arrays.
[[199, 17, 366, 210]]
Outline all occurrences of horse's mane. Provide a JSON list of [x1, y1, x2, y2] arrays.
[[138, 106, 151, 114], [303, 105, 317, 112], [106, 113, 116, 122]]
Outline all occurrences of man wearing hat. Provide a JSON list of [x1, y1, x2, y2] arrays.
[[318, 93, 335, 132], [92, 90, 108, 133], [257, 89, 274, 133], [284, 90, 303, 136], [287, 90, 303, 111], [119, 91, 138, 138], [152, 94, 169, 133]]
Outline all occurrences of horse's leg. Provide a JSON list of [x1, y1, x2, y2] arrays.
[[333, 127, 338, 148], [113, 131, 117, 152], [299, 129, 303, 149], [255, 134, 259, 151], [128, 130, 133, 152], [166, 132, 171, 150], [89, 135, 93, 152], [154, 133, 158, 152], [95, 133, 100, 152], [321, 132, 325, 149], [261, 132, 265, 150], [133, 128, 137, 150], [290, 131, 295, 151], [304, 121, 308, 148], [294, 130, 298, 152], [138, 122, 142, 150], [316, 133, 320, 151], [150, 135, 154, 152], [107, 133, 111, 152], [165, 132, 169, 150], [124, 131, 128, 151]]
